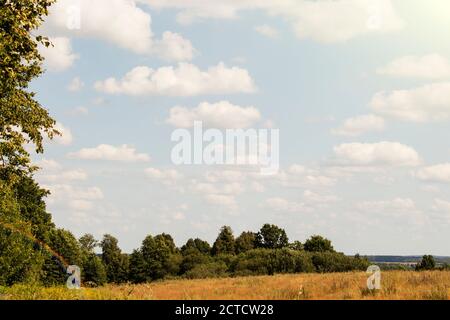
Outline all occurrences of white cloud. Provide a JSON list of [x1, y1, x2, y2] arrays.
[[35, 159, 62, 171], [166, 101, 261, 128], [45, 0, 195, 61], [39, 37, 78, 72], [333, 142, 421, 167], [139, 0, 403, 43], [377, 54, 450, 79], [415, 163, 450, 183], [44, 184, 104, 201], [265, 197, 310, 213], [205, 194, 237, 209], [68, 106, 89, 116], [95, 63, 256, 96], [68, 77, 85, 92], [153, 31, 196, 61], [68, 144, 150, 162], [303, 190, 339, 204], [69, 199, 94, 211], [357, 198, 418, 213], [254, 25, 278, 38], [39, 169, 88, 183], [432, 199, 450, 223], [52, 122, 73, 146], [332, 114, 385, 137], [370, 82, 450, 123], [145, 168, 183, 186]]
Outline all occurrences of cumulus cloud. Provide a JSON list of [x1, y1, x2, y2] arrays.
[[254, 25, 278, 38], [139, 0, 403, 43], [45, 0, 195, 61], [95, 63, 256, 96], [205, 194, 237, 209], [333, 142, 421, 167], [265, 197, 310, 213], [356, 198, 418, 213], [370, 82, 450, 123], [39, 37, 78, 72], [377, 54, 450, 79], [68, 77, 85, 92], [332, 114, 385, 137], [145, 168, 183, 187], [51, 122, 73, 146], [415, 163, 450, 183], [68, 144, 150, 162], [166, 101, 261, 128], [39, 169, 88, 183]]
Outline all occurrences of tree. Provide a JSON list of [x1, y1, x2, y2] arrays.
[[100, 234, 128, 283], [289, 241, 304, 251], [212, 226, 235, 256], [79, 234, 99, 253], [0, 181, 44, 285], [235, 232, 256, 254], [1, 0, 58, 180], [78, 234, 106, 286], [181, 238, 211, 255], [416, 255, 436, 271], [304, 235, 334, 252], [255, 224, 289, 249], [138, 233, 181, 281], [42, 228, 83, 286]]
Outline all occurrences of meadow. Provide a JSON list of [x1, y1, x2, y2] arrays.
[[1, 271, 449, 300]]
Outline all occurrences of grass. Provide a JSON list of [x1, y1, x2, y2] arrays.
[[0, 271, 449, 300]]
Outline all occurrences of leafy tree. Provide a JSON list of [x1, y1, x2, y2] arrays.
[[235, 231, 256, 254], [289, 241, 304, 251], [255, 224, 289, 249], [128, 249, 148, 283], [304, 235, 335, 252], [0, 181, 44, 285], [181, 238, 211, 255], [138, 233, 181, 281], [212, 226, 235, 256], [1, 0, 58, 180], [42, 228, 83, 286], [78, 234, 106, 286], [79, 234, 99, 253], [416, 255, 436, 271], [100, 234, 128, 283], [81, 253, 107, 286]]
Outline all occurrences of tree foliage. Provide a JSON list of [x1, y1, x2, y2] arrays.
[[255, 224, 289, 249], [212, 226, 235, 256], [1, 0, 58, 179]]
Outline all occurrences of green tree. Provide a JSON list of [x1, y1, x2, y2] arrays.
[[255, 224, 289, 249], [212, 226, 235, 256], [416, 255, 436, 271], [304, 235, 335, 252], [79, 234, 99, 252], [100, 234, 128, 283], [139, 233, 181, 281], [235, 231, 256, 254], [78, 234, 106, 286], [181, 238, 211, 255], [1, 0, 58, 180], [42, 228, 83, 286], [289, 241, 304, 251], [0, 181, 44, 285]]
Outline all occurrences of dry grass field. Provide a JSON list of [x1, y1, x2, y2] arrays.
[[1, 271, 449, 300]]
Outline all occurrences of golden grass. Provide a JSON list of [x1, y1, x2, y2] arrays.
[[1, 271, 449, 300]]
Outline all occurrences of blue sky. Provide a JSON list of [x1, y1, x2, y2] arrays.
[[31, 0, 450, 255]]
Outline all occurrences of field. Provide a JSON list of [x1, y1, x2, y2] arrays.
[[1, 271, 449, 300]]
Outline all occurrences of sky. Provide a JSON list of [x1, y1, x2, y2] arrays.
[[31, 0, 450, 255]]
